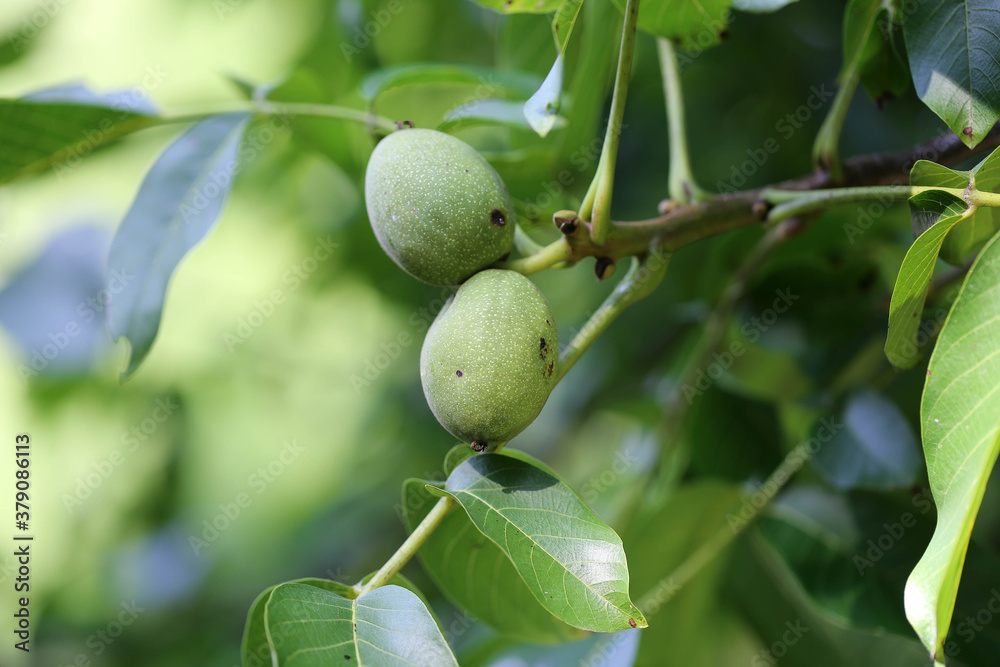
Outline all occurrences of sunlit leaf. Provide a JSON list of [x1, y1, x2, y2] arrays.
[[905, 229, 1000, 659], [903, 0, 1000, 147], [612, 0, 733, 51], [442, 453, 647, 632], [523, 54, 564, 138], [264, 583, 458, 666]]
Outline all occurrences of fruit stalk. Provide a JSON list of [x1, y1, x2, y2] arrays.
[[557, 249, 671, 382], [356, 495, 456, 595]]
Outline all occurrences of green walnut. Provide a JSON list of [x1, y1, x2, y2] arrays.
[[364, 128, 515, 286], [420, 270, 558, 449]]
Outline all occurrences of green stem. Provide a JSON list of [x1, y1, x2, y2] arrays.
[[163, 101, 399, 134], [812, 67, 860, 182], [658, 38, 704, 204], [514, 225, 545, 255], [765, 184, 1000, 223], [556, 250, 671, 382], [493, 238, 572, 274], [589, 0, 640, 246], [637, 440, 809, 613], [357, 495, 456, 595]]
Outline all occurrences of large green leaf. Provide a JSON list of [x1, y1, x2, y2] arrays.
[[903, 0, 1000, 147], [810, 390, 921, 491], [242, 578, 355, 667], [885, 188, 970, 369], [0, 91, 160, 184], [106, 113, 250, 378], [442, 453, 647, 632], [612, 0, 733, 51], [264, 583, 458, 666], [905, 229, 1000, 660], [401, 477, 582, 644]]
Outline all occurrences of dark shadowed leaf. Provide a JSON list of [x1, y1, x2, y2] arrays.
[[471, 0, 563, 12], [107, 113, 250, 378]]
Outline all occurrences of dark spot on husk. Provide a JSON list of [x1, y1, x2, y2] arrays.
[[490, 208, 506, 227], [456, 370, 463, 377], [546, 361, 554, 377], [540, 338, 547, 351]]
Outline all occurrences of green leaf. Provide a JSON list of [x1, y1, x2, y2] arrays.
[[107, 113, 250, 378], [359, 63, 541, 106], [442, 453, 647, 632], [842, 0, 909, 103], [242, 578, 354, 667], [885, 187, 970, 369], [472, 0, 563, 12], [552, 0, 585, 53], [612, 0, 733, 51], [905, 229, 1000, 659], [523, 54, 564, 138], [810, 390, 922, 491], [264, 583, 458, 666], [0, 90, 160, 184], [444, 443, 475, 476], [402, 476, 583, 644], [903, 0, 1000, 147]]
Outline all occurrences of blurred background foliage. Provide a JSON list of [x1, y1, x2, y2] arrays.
[[1, 0, 999, 665]]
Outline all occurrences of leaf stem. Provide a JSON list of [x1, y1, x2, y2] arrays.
[[657, 38, 704, 204], [812, 67, 860, 182], [493, 238, 572, 274], [163, 101, 400, 134], [765, 184, 1000, 223], [588, 0, 640, 246], [556, 250, 671, 382], [356, 495, 456, 595]]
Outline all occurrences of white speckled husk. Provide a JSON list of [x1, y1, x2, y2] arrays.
[[365, 129, 515, 286], [420, 270, 558, 445]]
